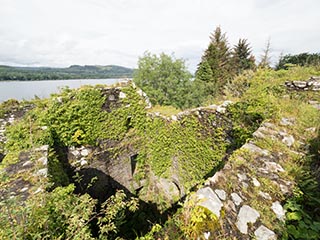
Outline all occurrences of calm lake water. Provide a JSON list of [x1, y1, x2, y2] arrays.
[[0, 79, 120, 102]]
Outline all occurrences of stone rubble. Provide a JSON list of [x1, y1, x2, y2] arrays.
[[231, 192, 243, 206], [255, 225, 277, 240], [236, 205, 260, 234], [252, 177, 261, 187], [214, 189, 227, 201], [196, 187, 223, 217], [271, 201, 286, 221]]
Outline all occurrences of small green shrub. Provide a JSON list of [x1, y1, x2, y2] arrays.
[[0, 185, 138, 240]]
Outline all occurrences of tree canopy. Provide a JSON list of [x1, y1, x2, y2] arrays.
[[194, 27, 232, 99], [194, 27, 256, 101], [133, 52, 194, 109], [276, 52, 320, 70], [232, 39, 255, 74]]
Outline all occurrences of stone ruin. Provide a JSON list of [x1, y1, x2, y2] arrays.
[[285, 76, 320, 91]]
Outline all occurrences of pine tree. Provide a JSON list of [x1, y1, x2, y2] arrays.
[[193, 59, 215, 105], [205, 26, 232, 84], [195, 59, 213, 83], [232, 39, 256, 74], [194, 26, 232, 100]]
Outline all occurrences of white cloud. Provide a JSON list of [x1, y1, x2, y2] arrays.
[[0, 0, 319, 72]]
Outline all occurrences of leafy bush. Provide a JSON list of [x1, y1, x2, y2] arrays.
[[133, 52, 194, 109], [0, 185, 138, 240]]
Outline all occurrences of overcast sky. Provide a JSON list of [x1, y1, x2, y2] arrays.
[[0, 0, 319, 72]]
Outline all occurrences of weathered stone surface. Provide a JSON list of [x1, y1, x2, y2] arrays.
[[216, 105, 226, 113], [207, 170, 225, 185], [280, 184, 290, 194], [282, 135, 295, 147], [242, 143, 270, 156], [280, 117, 294, 126], [305, 127, 316, 133], [80, 159, 88, 166], [34, 187, 43, 194], [108, 95, 115, 101], [214, 189, 227, 201], [231, 192, 243, 206], [171, 115, 178, 121], [221, 100, 233, 107], [264, 161, 285, 173], [254, 225, 276, 240], [20, 187, 29, 192], [35, 145, 49, 152], [22, 160, 33, 167], [285, 77, 320, 91], [36, 168, 48, 177], [237, 173, 248, 182], [196, 187, 223, 217], [158, 178, 180, 202], [70, 149, 80, 157], [242, 182, 249, 189], [119, 92, 126, 99], [259, 191, 272, 200], [80, 148, 90, 157], [38, 156, 47, 165], [252, 177, 261, 187], [309, 100, 320, 110], [253, 130, 267, 139], [203, 231, 211, 239], [236, 205, 260, 234], [271, 201, 285, 221]]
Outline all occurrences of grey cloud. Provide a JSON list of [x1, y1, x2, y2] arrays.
[[0, 0, 319, 71]]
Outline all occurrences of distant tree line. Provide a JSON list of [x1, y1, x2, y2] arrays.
[[0, 65, 134, 80], [276, 53, 320, 70], [134, 26, 320, 110]]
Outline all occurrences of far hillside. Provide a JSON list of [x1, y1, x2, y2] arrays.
[[0, 65, 134, 81]]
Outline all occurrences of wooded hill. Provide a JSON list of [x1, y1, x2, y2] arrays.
[[0, 65, 134, 80]]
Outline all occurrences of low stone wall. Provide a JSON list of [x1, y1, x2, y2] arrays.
[[285, 76, 320, 91], [0, 145, 49, 202]]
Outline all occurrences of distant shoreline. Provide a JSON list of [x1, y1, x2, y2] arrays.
[[0, 64, 135, 81], [0, 77, 132, 82], [0, 78, 122, 102]]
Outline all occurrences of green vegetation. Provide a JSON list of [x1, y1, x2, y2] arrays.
[[133, 52, 194, 109], [232, 39, 256, 74], [194, 27, 256, 103], [0, 185, 138, 239], [0, 81, 240, 238], [140, 66, 320, 239], [1, 65, 320, 239], [283, 132, 320, 239], [1, 25, 320, 239], [0, 99, 20, 118], [276, 52, 320, 70], [138, 115, 228, 189], [0, 65, 134, 80]]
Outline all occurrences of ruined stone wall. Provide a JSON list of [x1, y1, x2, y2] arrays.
[[191, 115, 316, 239], [285, 76, 320, 91]]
